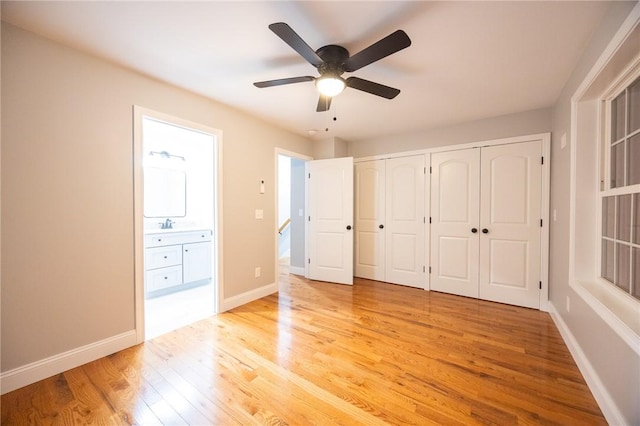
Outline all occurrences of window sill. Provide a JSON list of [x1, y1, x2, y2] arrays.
[[570, 278, 640, 355]]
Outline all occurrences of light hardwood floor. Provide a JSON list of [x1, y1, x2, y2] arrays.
[[2, 266, 605, 425]]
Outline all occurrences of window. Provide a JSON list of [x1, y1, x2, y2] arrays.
[[601, 75, 640, 301]]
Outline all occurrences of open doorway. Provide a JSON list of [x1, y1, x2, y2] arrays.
[[134, 107, 222, 342], [276, 150, 311, 279]]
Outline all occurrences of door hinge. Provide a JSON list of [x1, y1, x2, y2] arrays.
[[540, 219, 543, 227], [429, 166, 432, 174], [429, 266, 432, 274], [423, 266, 425, 273], [308, 258, 311, 264], [429, 217, 432, 224], [308, 216, 311, 222], [424, 167, 427, 174], [308, 173, 311, 179], [539, 281, 542, 290], [541, 156, 544, 165]]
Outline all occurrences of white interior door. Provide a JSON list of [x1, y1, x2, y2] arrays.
[[385, 156, 426, 288], [306, 157, 354, 285], [479, 141, 542, 308], [430, 149, 480, 298], [355, 160, 386, 281]]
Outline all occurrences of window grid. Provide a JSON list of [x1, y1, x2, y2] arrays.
[[601, 74, 640, 301]]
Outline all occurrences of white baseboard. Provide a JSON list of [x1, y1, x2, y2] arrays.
[[547, 303, 626, 425], [289, 266, 305, 276], [220, 282, 277, 312], [1, 330, 137, 395]]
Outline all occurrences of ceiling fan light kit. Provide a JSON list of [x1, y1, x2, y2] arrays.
[[254, 22, 411, 112], [315, 75, 346, 97]]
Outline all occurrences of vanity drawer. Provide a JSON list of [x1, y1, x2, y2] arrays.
[[146, 265, 183, 292], [145, 245, 182, 269], [145, 230, 212, 247]]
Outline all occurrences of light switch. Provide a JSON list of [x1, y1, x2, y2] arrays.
[[259, 179, 265, 194], [255, 209, 264, 219]]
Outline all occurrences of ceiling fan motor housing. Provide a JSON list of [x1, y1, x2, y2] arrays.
[[316, 45, 349, 76]]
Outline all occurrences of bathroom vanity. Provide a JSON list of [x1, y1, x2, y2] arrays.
[[144, 229, 212, 295]]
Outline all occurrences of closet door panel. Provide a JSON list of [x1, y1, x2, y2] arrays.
[[354, 161, 386, 280], [479, 141, 542, 308], [385, 156, 425, 288], [430, 150, 480, 297]]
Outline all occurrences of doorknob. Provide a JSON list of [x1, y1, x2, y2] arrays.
[[471, 228, 478, 233], [346, 225, 352, 230], [482, 228, 489, 234], [379, 224, 384, 229]]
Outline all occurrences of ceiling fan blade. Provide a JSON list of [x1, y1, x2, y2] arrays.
[[316, 94, 332, 112], [254, 76, 315, 88], [269, 22, 324, 68], [346, 77, 400, 99], [344, 30, 411, 72]]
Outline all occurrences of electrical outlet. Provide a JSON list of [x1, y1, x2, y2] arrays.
[[566, 296, 571, 313], [255, 267, 261, 278], [553, 209, 557, 222], [255, 209, 263, 219]]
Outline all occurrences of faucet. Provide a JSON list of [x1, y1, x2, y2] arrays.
[[159, 219, 174, 229]]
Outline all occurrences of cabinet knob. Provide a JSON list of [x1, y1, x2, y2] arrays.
[[163, 256, 167, 259], [346, 225, 352, 230], [164, 276, 168, 280], [482, 228, 489, 234], [185, 249, 189, 252], [379, 224, 384, 229], [471, 228, 478, 233]]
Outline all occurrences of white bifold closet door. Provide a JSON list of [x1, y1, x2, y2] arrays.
[[355, 155, 425, 288], [431, 141, 542, 309]]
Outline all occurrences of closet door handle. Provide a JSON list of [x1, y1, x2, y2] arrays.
[[346, 225, 352, 230], [471, 228, 478, 233], [379, 224, 384, 229], [482, 228, 489, 234]]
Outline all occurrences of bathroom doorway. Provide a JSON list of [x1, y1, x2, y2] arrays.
[[134, 107, 222, 342]]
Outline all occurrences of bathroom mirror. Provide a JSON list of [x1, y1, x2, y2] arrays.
[[144, 167, 187, 218]]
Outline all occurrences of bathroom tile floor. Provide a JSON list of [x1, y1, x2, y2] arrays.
[[145, 281, 215, 339]]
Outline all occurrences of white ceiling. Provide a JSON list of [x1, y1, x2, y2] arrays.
[[1, 1, 615, 142]]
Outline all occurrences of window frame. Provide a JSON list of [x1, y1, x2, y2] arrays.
[[567, 5, 640, 357], [597, 65, 640, 302]]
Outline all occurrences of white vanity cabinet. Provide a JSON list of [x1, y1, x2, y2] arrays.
[[144, 229, 212, 294]]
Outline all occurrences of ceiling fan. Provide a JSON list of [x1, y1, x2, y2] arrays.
[[254, 22, 411, 112]]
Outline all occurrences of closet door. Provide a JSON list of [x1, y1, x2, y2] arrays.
[[430, 149, 480, 298], [354, 160, 386, 281], [385, 156, 426, 288], [479, 141, 542, 308]]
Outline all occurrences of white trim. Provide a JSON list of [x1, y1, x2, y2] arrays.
[[289, 266, 306, 276], [548, 304, 627, 426], [353, 133, 551, 163], [133, 106, 223, 343], [540, 133, 551, 310], [220, 282, 278, 312], [274, 148, 313, 293], [573, 279, 640, 354], [0, 331, 137, 395]]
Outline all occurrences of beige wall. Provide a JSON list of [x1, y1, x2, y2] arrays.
[[349, 108, 551, 158], [549, 2, 639, 424], [1, 24, 312, 372]]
